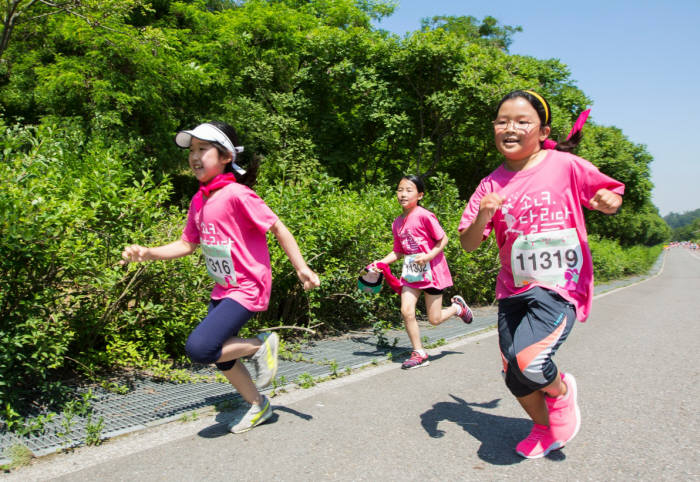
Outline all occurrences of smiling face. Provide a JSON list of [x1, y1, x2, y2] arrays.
[[396, 178, 423, 212], [188, 138, 231, 183], [494, 97, 551, 166]]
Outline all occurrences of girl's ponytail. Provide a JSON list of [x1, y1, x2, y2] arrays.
[[208, 120, 259, 188], [543, 108, 590, 153], [230, 152, 260, 188]]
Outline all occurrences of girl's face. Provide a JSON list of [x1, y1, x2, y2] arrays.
[[396, 178, 423, 211], [188, 138, 230, 183], [493, 97, 551, 163]]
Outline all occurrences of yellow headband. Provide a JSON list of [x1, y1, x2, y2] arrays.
[[524, 90, 550, 125]]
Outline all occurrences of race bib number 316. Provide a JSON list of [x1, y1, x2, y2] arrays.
[[201, 242, 237, 288], [510, 228, 582, 289]]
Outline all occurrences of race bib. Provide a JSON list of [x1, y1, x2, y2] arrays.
[[201, 241, 237, 287], [511, 228, 583, 289], [401, 254, 432, 283]]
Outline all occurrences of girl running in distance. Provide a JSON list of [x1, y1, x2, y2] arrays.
[[459, 90, 624, 458], [371, 175, 473, 370], [122, 121, 319, 433]]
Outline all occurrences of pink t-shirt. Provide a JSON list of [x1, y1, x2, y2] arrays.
[[182, 183, 279, 312], [458, 150, 625, 321], [392, 205, 453, 290]]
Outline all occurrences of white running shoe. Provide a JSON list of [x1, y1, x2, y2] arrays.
[[228, 396, 273, 434], [251, 332, 279, 388]]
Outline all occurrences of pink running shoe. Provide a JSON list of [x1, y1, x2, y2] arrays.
[[401, 351, 429, 369], [515, 423, 561, 459], [546, 372, 581, 446], [451, 295, 473, 324]]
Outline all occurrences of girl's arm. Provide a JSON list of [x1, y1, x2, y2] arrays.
[[270, 220, 320, 290], [121, 239, 197, 263], [413, 235, 448, 266], [374, 251, 401, 266], [460, 192, 504, 252], [459, 219, 488, 252]]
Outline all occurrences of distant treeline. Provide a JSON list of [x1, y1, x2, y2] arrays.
[[665, 209, 700, 241], [664, 208, 700, 229]]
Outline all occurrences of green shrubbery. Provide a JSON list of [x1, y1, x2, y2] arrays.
[[0, 122, 204, 409], [589, 235, 663, 282]]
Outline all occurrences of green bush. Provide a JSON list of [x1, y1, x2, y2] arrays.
[[0, 121, 198, 410], [589, 235, 662, 282]]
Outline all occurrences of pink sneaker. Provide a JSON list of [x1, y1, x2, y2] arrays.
[[515, 423, 561, 459], [546, 372, 581, 446], [401, 351, 429, 369], [451, 295, 473, 324]]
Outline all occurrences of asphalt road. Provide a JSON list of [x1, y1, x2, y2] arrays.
[[6, 248, 699, 481]]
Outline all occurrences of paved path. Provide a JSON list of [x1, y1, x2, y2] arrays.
[[5, 248, 699, 480]]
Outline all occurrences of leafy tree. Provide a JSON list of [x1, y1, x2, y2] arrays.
[[420, 14, 522, 50]]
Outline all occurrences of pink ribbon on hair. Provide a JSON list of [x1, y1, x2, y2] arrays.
[[192, 172, 237, 210], [543, 109, 591, 150], [368, 262, 402, 295]]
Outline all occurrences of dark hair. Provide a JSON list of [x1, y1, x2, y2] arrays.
[[207, 120, 259, 188], [495, 90, 582, 152], [399, 174, 425, 193]]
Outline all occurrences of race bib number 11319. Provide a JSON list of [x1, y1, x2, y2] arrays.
[[510, 228, 582, 289]]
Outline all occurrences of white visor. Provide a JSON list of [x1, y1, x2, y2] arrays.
[[174, 123, 246, 174]]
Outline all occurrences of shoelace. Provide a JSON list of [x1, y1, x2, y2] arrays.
[[408, 352, 425, 363], [525, 424, 549, 442]]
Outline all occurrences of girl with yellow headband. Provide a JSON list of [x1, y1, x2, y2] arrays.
[[458, 90, 624, 458]]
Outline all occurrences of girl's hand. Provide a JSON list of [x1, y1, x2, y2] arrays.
[[589, 189, 622, 214], [478, 193, 505, 221], [297, 266, 320, 290], [121, 244, 151, 264], [412, 253, 431, 266]]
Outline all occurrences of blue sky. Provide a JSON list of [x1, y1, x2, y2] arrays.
[[374, 0, 700, 216]]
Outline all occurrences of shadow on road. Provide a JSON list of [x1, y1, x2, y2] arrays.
[[197, 405, 313, 439], [420, 394, 567, 465]]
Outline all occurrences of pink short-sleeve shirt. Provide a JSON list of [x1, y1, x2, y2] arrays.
[[182, 183, 279, 312], [458, 150, 624, 321], [392, 205, 453, 290]]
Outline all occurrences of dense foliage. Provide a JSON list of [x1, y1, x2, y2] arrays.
[[0, 0, 668, 414]]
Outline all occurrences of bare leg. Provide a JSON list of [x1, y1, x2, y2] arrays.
[[424, 293, 460, 326], [216, 337, 265, 406], [516, 371, 568, 425], [217, 336, 261, 362], [220, 361, 262, 405], [400, 287, 423, 351]]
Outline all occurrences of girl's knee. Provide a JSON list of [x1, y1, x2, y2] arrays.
[[185, 333, 219, 364], [400, 303, 416, 320], [427, 315, 442, 326]]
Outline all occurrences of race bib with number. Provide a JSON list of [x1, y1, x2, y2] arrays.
[[401, 254, 433, 283], [510, 228, 583, 289], [201, 242, 237, 287]]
